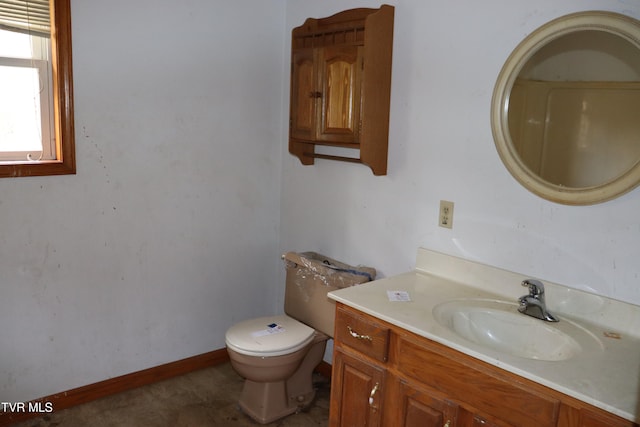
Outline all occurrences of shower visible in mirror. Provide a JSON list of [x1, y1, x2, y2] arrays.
[[491, 11, 640, 205]]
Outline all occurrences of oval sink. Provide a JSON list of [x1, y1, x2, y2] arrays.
[[432, 299, 601, 361]]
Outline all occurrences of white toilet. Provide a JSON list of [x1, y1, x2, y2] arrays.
[[225, 252, 375, 424]]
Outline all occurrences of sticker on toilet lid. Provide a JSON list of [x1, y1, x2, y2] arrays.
[[251, 323, 286, 338]]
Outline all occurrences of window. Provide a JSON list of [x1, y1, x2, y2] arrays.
[[0, 0, 75, 178]]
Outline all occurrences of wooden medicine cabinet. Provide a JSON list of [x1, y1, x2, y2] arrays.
[[289, 5, 394, 176]]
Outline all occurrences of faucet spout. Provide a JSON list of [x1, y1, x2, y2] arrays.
[[518, 279, 558, 322]]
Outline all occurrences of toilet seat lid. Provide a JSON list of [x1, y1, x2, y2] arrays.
[[225, 314, 315, 357]]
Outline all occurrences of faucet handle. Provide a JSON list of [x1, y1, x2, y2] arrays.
[[521, 279, 545, 297]]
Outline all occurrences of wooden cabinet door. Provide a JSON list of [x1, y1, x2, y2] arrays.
[[330, 349, 386, 427], [316, 46, 363, 144], [396, 380, 458, 427], [290, 48, 317, 141]]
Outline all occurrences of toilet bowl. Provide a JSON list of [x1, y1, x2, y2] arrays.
[[225, 252, 375, 424], [225, 315, 329, 424]]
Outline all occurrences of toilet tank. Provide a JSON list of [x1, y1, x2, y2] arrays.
[[283, 252, 376, 337]]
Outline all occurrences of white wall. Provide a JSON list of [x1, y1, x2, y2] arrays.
[[280, 0, 640, 308], [0, 0, 286, 402]]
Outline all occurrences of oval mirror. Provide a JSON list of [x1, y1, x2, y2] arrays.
[[491, 11, 640, 205]]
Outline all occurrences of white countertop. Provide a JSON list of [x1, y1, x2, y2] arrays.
[[328, 248, 640, 423]]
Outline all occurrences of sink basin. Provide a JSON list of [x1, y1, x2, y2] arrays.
[[432, 299, 601, 361]]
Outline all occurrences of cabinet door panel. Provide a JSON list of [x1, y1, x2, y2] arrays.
[[398, 380, 458, 427], [396, 336, 559, 427], [317, 46, 362, 144], [290, 49, 317, 141], [330, 349, 385, 427]]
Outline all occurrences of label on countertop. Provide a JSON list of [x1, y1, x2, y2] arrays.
[[387, 290, 411, 302]]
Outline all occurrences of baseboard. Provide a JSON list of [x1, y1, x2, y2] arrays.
[[0, 349, 333, 427], [0, 348, 230, 427]]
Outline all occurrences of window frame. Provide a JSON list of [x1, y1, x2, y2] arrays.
[[0, 0, 75, 178]]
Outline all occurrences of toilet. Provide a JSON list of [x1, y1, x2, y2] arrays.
[[225, 251, 375, 424]]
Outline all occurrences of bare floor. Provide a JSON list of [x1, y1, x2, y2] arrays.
[[11, 363, 330, 427]]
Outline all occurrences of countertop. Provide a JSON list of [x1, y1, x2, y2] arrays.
[[328, 248, 640, 423]]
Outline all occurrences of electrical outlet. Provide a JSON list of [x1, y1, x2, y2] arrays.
[[439, 200, 454, 229]]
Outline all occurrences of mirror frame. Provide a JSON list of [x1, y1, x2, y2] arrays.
[[491, 11, 640, 205]]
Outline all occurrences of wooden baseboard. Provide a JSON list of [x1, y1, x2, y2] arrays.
[[0, 348, 230, 427], [0, 349, 333, 427]]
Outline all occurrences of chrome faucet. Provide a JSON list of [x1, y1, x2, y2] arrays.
[[518, 279, 558, 322]]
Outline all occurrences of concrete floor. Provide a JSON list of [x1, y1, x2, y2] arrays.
[[10, 363, 330, 427]]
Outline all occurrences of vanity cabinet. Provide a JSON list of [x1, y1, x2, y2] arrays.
[[289, 5, 394, 176], [330, 303, 639, 427]]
